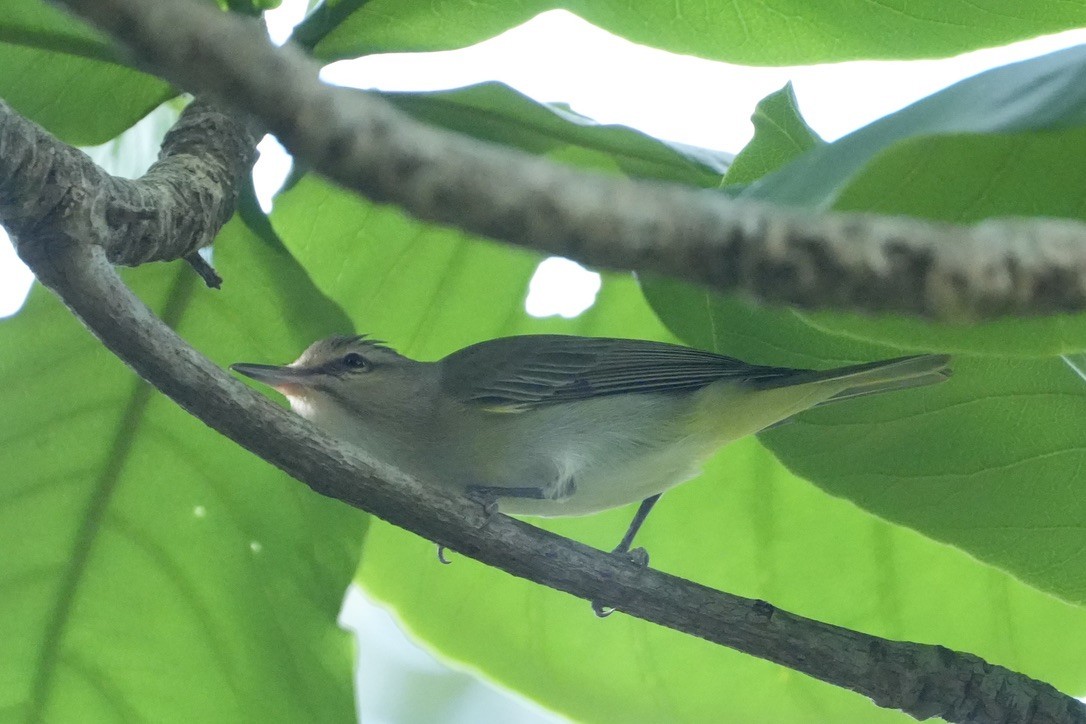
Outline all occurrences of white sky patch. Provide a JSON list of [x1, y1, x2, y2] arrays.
[[254, 135, 293, 211], [265, 0, 308, 45], [524, 257, 602, 318], [321, 10, 1086, 151], [0, 230, 33, 317], [338, 585, 560, 724]]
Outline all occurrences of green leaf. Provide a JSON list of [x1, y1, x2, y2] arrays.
[[378, 83, 729, 186], [0, 2, 119, 64], [0, 1, 173, 144], [0, 216, 365, 721], [291, 0, 371, 51], [782, 128, 1086, 356], [269, 176, 545, 354], [722, 83, 822, 187], [644, 279, 1086, 608], [744, 45, 1086, 208], [223, 0, 283, 15], [309, 0, 1086, 65], [670, 45, 1086, 358], [270, 175, 1086, 722]]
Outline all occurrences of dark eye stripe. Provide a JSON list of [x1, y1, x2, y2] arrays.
[[310, 356, 372, 377]]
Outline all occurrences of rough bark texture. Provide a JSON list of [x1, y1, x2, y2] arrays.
[[54, 0, 1086, 322], [0, 88, 1083, 724], [0, 97, 257, 269]]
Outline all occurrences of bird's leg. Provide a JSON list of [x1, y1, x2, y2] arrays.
[[593, 494, 662, 618], [613, 494, 661, 559]]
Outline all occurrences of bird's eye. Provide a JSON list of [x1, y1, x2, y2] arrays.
[[342, 352, 369, 370]]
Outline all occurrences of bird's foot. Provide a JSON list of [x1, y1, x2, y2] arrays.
[[592, 545, 651, 617], [465, 487, 501, 521], [619, 546, 650, 568]]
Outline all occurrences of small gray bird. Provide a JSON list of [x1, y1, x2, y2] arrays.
[[233, 335, 950, 556]]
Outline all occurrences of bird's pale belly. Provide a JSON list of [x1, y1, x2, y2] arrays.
[[493, 434, 717, 517], [452, 392, 721, 517]]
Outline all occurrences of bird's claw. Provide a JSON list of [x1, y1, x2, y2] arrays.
[[592, 601, 615, 618], [436, 545, 452, 564]]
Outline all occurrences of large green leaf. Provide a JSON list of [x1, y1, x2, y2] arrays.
[[635, 47, 1086, 606], [641, 57, 1086, 607], [0, 1, 172, 144], [0, 1, 118, 63], [377, 82, 730, 186], [781, 127, 1086, 356], [645, 279, 1086, 606], [676, 46, 1086, 358], [290, 0, 371, 51], [744, 44, 1086, 207], [309, 0, 1086, 65], [0, 216, 366, 722], [270, 175, 1086, 722]]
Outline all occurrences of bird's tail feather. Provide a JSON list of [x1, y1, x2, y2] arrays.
[[758, 354, 951, 400], [809, 354, 951, 404]]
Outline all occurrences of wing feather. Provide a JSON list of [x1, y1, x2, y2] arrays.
[[440, 335, 801, 410]]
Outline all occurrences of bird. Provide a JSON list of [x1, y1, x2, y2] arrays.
[[232, 334, 951, 561], [231, 334, 951, 555]]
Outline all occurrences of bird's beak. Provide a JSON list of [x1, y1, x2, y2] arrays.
[[231, 363, 310, 396]]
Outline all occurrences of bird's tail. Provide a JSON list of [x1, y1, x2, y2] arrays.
[[756, 354, 951, 404], [807, 354, 951, 405]]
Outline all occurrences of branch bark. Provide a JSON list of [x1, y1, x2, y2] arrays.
[[51, 0, 1086, 322], [2, 83, 1084, 723], [0, 96, 257, 270]]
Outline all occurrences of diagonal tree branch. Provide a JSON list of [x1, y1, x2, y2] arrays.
[[1, 88, 1084, 722], [51, 0, 1086, 322], [17, 214, 1086, 724]]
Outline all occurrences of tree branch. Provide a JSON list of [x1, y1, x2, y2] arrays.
[[0, 96, 257, 274], [52, 0, 1086, 322], [2, 93, 1083, 722], [20, 244, 1086, 724]]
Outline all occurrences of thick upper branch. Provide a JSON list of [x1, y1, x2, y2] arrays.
[[0, 97, 257, 267], [53, 0, 1086, 321]]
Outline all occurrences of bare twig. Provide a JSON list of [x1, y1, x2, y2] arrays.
[[52, 0, 1086, 322], [1, 90, 1083, 722], [183, 251, 222, 288]]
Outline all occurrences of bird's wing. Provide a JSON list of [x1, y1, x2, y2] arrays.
[[439, 335, 801, 411]]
